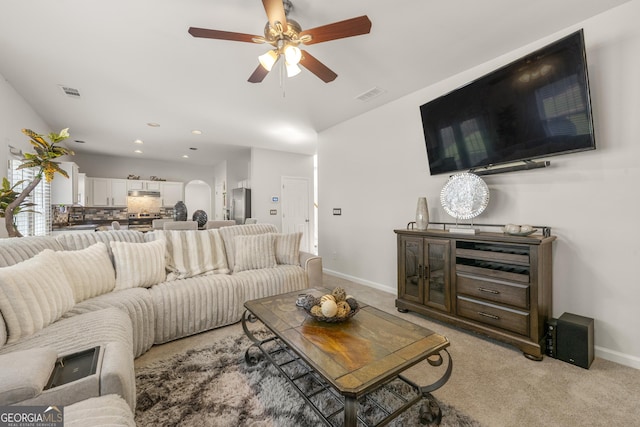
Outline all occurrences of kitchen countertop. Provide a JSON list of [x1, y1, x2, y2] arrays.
[[53, 220, 127, 231]]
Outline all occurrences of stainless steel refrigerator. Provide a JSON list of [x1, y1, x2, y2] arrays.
[[230, 188, 251, 224]]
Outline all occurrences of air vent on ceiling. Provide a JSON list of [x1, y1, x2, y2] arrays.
[[355, 87, 386, 102], [58, 85, 81, 98]]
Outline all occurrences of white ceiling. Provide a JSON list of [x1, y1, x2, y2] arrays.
[[0, 0, 631, 166]]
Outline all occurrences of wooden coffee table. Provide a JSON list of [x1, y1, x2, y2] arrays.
[[242, 288, 451, 426]]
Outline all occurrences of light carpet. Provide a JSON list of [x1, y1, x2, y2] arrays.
[[135, 327, 483, 426]]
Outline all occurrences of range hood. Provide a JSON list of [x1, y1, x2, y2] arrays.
[[128, 190, 161, 197]]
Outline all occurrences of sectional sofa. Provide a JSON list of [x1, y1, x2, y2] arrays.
[[0, 223, 321, 423]]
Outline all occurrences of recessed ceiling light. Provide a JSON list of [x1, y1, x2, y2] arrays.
[[191, 130, 202, 135], [134, 139, 143, 144], [189, 147, 198, 151], [146, 122, 160, 127], [182, 155, 189, 159], [134, 149, 143, 154], [74, 140, 86, 144]]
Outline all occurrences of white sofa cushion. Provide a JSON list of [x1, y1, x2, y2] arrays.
[[64, 394, 136, 427], [218, 224, 278, 270], [111, 240, 166, 290], [63, 287, 155, 358], [271, 232, 302, 265], [233, 234, 277, 272], [56, 242, 116, 303], [0, 308, 137, 410], [0, 347, 58, 405], [0, 250, 75, 343], [152, 230, 229, 280]]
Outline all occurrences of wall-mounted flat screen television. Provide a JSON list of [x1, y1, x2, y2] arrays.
[[420, 29, 596, 175]]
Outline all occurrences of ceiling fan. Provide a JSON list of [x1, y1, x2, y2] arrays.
[[188, 0, 372, 83]]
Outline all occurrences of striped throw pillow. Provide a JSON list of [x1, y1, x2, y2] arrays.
[[233, 234, 277, 272], [0, 250, 75, 343], [271, 232, 302, 265], [111, 240, 166, 290], [157, 230, 229, 281], [55, 242, 116, 303]]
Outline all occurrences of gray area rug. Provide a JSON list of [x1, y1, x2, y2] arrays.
[[135, 328, 483, 426]]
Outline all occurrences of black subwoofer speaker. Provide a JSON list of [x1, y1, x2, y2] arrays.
[[556, 312, 594, 369]]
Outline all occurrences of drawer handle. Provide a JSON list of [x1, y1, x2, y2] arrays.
[[477, 311, 500, 320], [478, 287, 500, 295]]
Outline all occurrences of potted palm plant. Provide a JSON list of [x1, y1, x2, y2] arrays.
[[3, 128, 73, 238], [0, 177, 38, 237]]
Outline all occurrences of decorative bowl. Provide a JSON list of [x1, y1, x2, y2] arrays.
[[503, 228, 537, 236], [303, 305, 360, 323], [297, 291, 360, 323]]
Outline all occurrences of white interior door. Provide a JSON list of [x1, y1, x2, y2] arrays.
[[214, 183, 224, 220], [282, 177, 310, 252]]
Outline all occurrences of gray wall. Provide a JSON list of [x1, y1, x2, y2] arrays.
[[318, 1, 640, 368], [1, 77, 50, 169]]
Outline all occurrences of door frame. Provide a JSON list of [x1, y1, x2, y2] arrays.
[[281, 176, 313, 253]]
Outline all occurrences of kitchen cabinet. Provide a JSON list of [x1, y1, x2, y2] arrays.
[[87, 178, 128, 207], [50, 162, 79, 205], [77, 173, 86, 206], [126, 180, 161, 191], [160, 181, 183, 207]]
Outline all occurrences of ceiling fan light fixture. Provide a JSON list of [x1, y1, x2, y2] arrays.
[[258, 49, 279, 71], [286, 62, 301, 78], [284, 44, 302, 65]]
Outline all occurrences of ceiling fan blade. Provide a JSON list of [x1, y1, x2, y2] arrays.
[[188, 27, 261, 43], [299, 50, 337, 83], [262, 0, 288, 32], [300, 15, 372, 45], [248, 64, 270, 83]]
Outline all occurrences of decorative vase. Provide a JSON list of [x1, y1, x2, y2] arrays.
[[192, 210, 208, 229], [416, 197, 429, 230], [174, 201, 188, 221]]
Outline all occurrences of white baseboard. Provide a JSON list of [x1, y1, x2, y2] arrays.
[[323, 270, 640, 371], [323, 269, 395, 295], [595, 346, 640, 370]]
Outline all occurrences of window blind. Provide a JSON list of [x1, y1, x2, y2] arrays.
[[8, 159, 51, 236]]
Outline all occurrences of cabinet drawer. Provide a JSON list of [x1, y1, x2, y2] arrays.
[[457, 274, 529, 309], [457, 296, 529, 336], [456, 262, 529, 283], [456, 248, 529, 265]]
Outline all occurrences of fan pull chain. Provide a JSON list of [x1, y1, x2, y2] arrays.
[[279, 59, 287, 98]]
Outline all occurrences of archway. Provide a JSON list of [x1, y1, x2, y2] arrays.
[[184, 180, 212, 220]]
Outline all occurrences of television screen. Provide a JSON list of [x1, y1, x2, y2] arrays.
[[420, 30, 596, 175]]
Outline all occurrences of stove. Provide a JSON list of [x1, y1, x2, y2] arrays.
[[128, 213, 161, 219], [128, 213, 161, 230]]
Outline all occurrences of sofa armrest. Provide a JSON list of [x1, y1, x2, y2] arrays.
[[300, 251, 322, 289], [0, 347, 57, 405]]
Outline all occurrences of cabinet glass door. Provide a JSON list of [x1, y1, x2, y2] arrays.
[[399, 237, 423, 303], [424, 239, 450, 312]]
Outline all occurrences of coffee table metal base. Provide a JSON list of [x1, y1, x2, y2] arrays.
[[242, 311, 452, 427]]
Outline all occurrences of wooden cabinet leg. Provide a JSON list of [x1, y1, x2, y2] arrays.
[[524, 352, 543, 361]]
